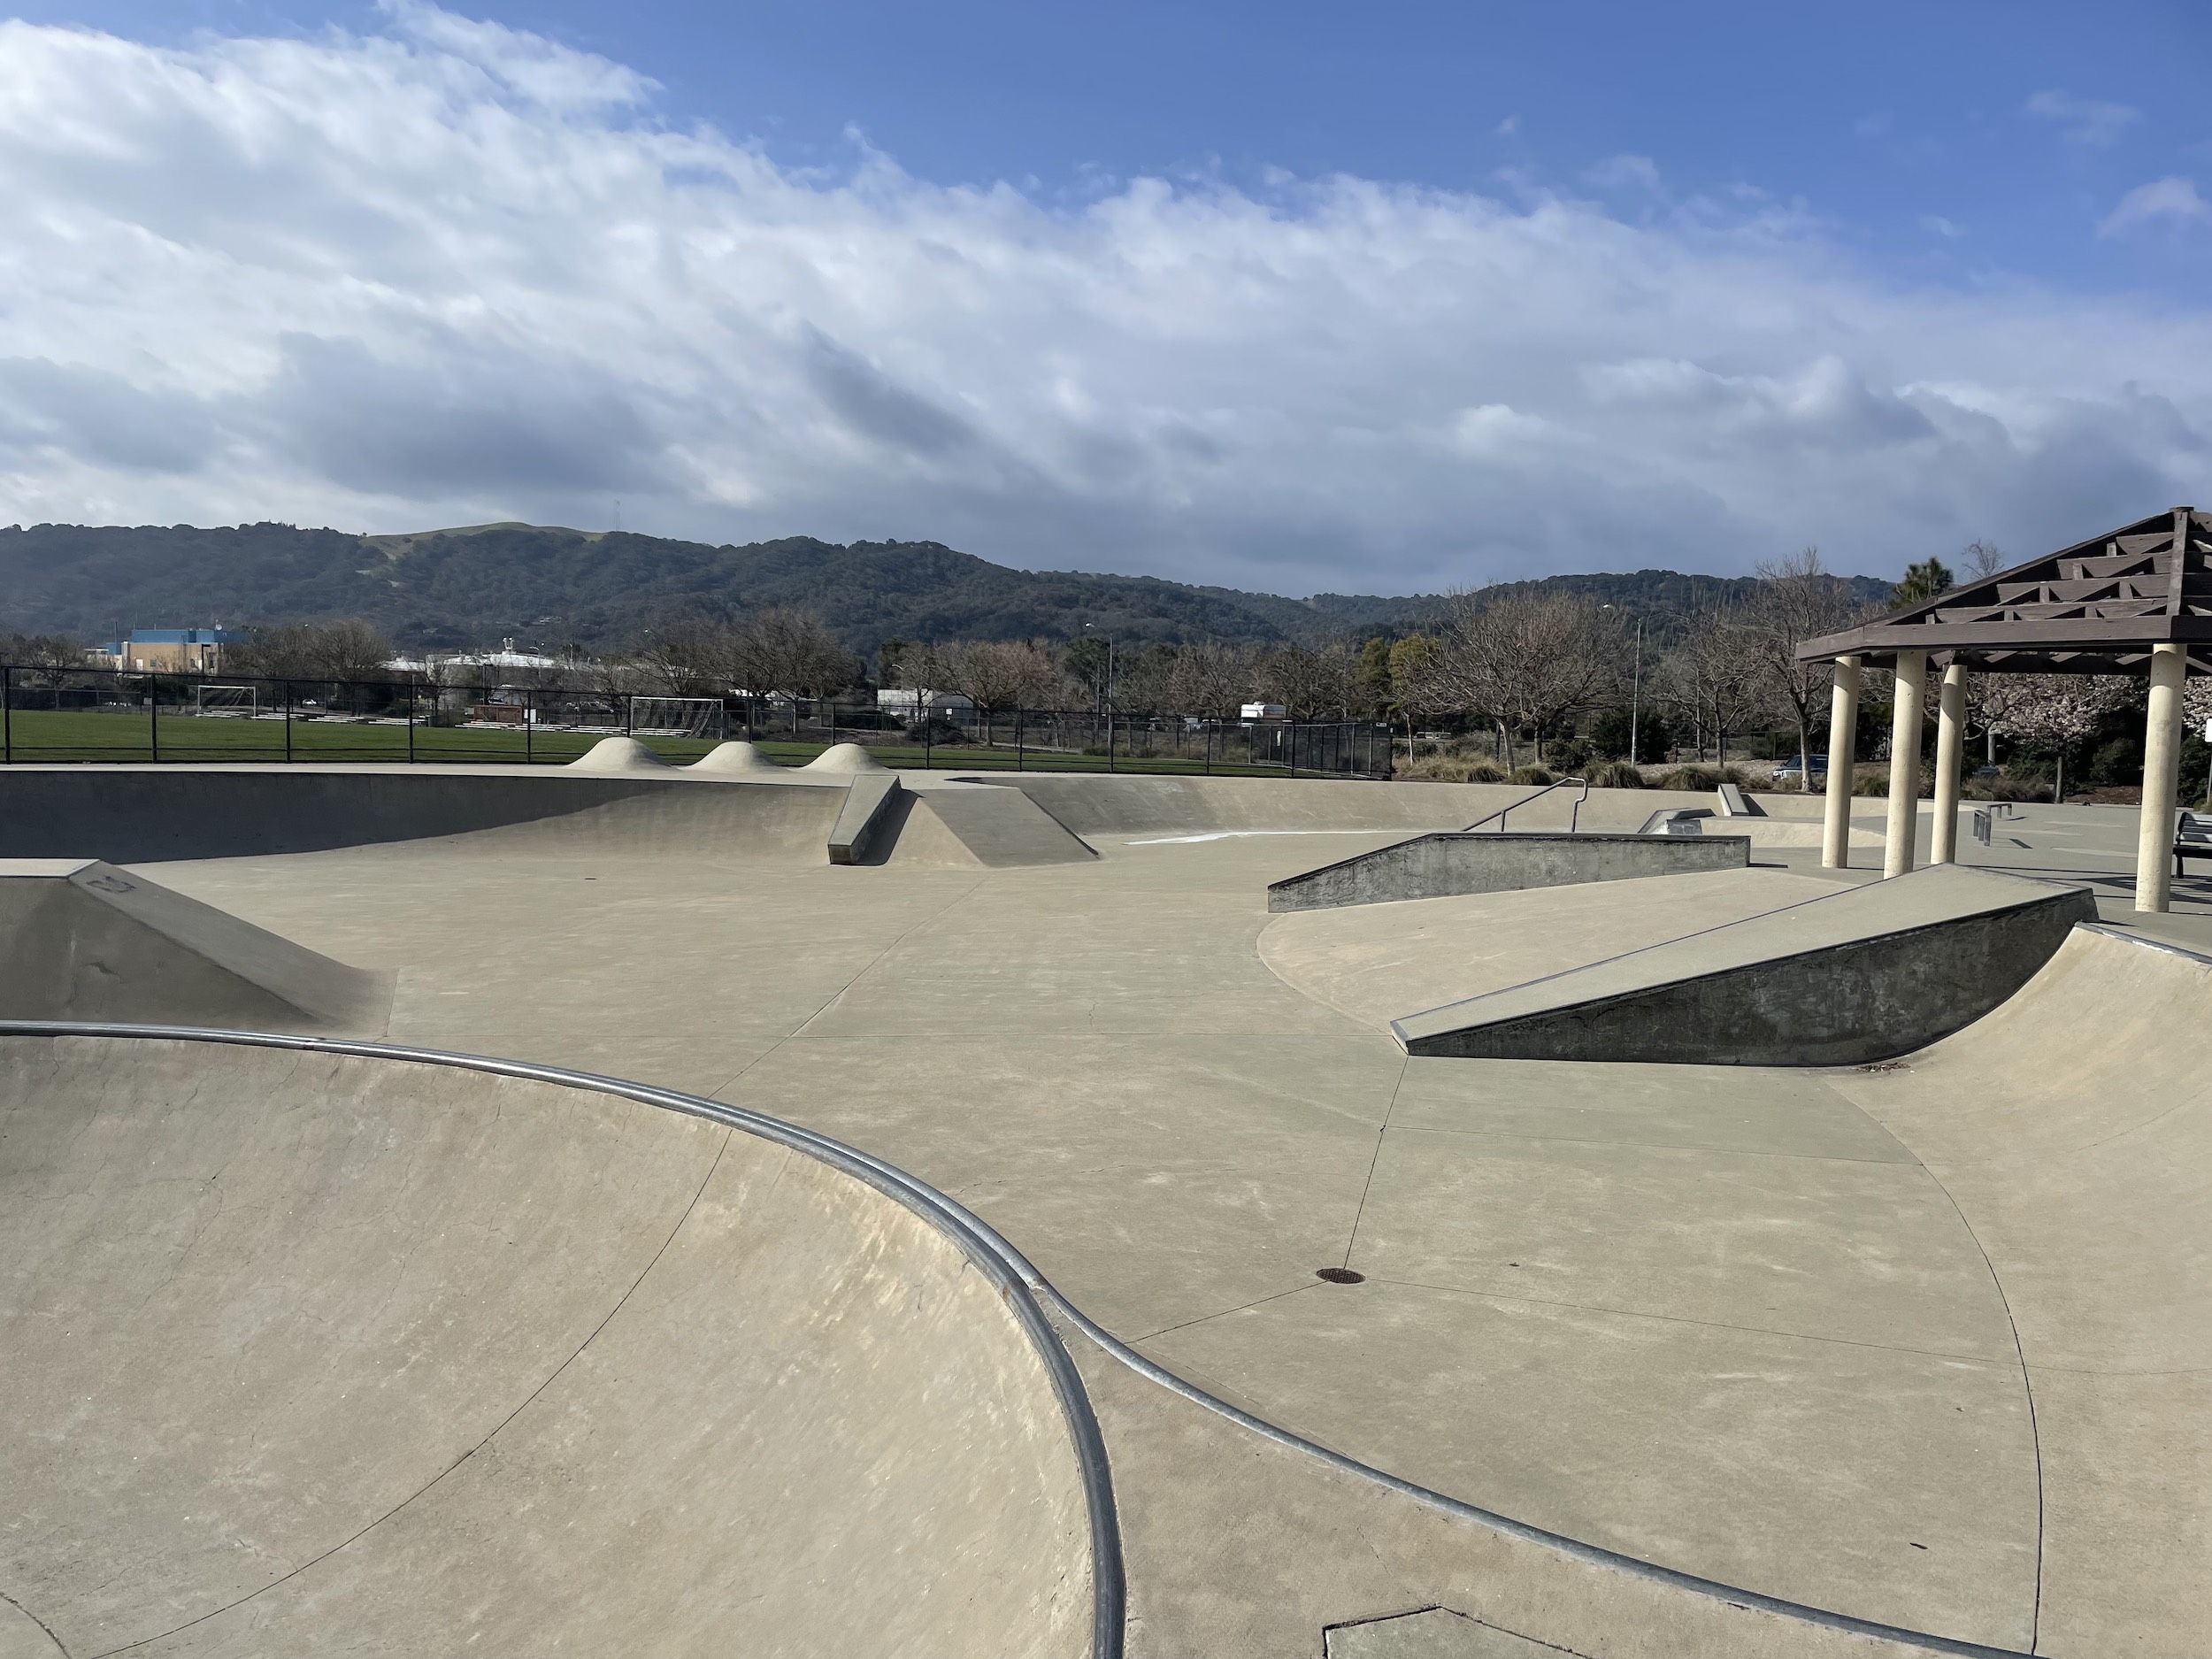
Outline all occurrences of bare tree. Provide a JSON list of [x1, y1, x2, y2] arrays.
[[1257, 641, 1356, 721], [0, 633, 88, 686], [628, 613, 737, 697], [1962, 540, 2007, 580], [1656, 607, 1765, 764], [909, 640, 1065, 717], [1743, 548, 1862, 789], [733, 608, 856, 700], [1162, 641, 1259, 718], [227, 619, 397, 682], [1430, 590, 1620, 764]]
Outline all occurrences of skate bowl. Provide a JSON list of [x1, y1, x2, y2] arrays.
[[0, 1032, 1116, 1659], [1266, 831, 1752, 912]]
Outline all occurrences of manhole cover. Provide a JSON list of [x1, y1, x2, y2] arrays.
[[1315, 1267, 1365, 1285]]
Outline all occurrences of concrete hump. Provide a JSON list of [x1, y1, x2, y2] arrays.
[[1268, 832, 1750, 912], [802, 742, 887, 774], [1393, 864, 2096, 1065], [686, 741, 786, 775], [567, 736, 672, 773], [0, 860, 389, 1033]]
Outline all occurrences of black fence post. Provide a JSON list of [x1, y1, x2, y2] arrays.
[[924, 704, 933, 769], [1017, 707, 1025, 771], [408, 681, 417, 764], [3, 666, 11, 765], [525, 688, 535, 764], [1107, 710, 1115, 772], [148, 676, 158, 764], [284, 681, 293, 762]]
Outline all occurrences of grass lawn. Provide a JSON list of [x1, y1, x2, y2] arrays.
[[0, 710, 1325, 777]]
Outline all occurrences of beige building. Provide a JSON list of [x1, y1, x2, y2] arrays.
[[89, 628, 241, 672]]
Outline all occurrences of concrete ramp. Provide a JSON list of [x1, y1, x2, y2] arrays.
[[1268, 832, 1750, 912], [1828, 925, 2212, 1655], [0, 1034, 1108, 1658], [906, 783, 1098, 866], [1394, 864, 2095, 1064], [0, 861, 388, 1033]]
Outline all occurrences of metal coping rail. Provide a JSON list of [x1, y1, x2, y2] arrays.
[[0, 1021, 2040, 1659], [1462, 776, 1589, 834]]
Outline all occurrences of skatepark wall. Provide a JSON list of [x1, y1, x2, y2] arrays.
[[1266, 831, 1752, 911], [0, 767, 849, 863]]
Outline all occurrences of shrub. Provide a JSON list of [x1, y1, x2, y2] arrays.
[[1393, 754, 1510, 783], [1659, 764, 1723, 791], [1508, 764, 1555, 786], [1588, 760, 1646, 788]]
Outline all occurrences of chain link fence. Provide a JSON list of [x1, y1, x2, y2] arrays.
[[0, 665, 1394, 779]]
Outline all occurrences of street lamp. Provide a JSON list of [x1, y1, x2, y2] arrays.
[[1603, 606, 1644, 767]]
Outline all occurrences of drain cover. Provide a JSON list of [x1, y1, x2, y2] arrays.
[[1315, 1267, 1364, 1284]]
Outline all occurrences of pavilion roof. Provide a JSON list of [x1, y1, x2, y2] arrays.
[[1798, 505, 2212, 675]]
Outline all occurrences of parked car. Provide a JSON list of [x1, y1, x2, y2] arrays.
[[1770, 757, 1828, 785]]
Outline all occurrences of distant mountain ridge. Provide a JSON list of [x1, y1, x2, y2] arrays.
[[0, 519, 1892, 655]]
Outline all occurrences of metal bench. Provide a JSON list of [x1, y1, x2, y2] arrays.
[[2176, 810, 2212, 876]]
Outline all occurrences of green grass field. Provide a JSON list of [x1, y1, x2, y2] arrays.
[[0, 709, 1331, 777]]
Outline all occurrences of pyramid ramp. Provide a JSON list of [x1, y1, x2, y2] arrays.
[[904, 784, 1098, 866], [1393, 864, 2094, 1065], [0, 860, 389, 1033]]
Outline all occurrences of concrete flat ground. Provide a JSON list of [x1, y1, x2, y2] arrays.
[[4, 772, 2206, 1657]]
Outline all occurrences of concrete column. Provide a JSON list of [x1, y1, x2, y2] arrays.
[[2135, 643, 2185, 914], [1884, 650, 1928, 879], [1820, 655, 1862, 870], [1931, 663, 1966, 865]]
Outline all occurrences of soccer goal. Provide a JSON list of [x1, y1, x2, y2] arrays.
[[628, 696, 727, 740], [192, 684, 261, 718]]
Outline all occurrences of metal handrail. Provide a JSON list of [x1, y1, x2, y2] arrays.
[[1463, 776, 1590, 833]]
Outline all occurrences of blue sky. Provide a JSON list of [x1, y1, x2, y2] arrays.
[[0, 2, 2206, 589]]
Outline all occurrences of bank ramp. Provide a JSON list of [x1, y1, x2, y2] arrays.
[[1394, 864, 2094, 1064], [0, 860, 388, 1033], [0, 1033, 1110, 1659]]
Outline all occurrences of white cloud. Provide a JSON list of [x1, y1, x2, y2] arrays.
[[2099, 176, 2212, 237], [1582, 154, 1662, 195], [0, 10, 2204, 595], [1919, 214, 1964, 239], [2025, 88, 2140, 148]]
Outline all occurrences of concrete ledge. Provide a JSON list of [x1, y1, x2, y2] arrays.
[[1394, 865, 2096, 1065], [1268, 833, 1751, 912], [828, 772, 904, 864]]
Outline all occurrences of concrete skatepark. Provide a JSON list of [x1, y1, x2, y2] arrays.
[[3, 747, 2208, 1656]]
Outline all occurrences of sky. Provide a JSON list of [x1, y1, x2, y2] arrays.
[[0, 2, 2207, 594]]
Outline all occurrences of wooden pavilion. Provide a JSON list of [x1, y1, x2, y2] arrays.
[[1795, 505, 2210, 912]]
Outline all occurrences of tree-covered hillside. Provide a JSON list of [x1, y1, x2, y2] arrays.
[[0, 519, 1889, 655]]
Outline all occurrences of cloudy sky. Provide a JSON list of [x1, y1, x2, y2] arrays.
[[0, 1, 2207, 592]]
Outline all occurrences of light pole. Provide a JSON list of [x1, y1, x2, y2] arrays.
[[1604, 606, 1644, 768]]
